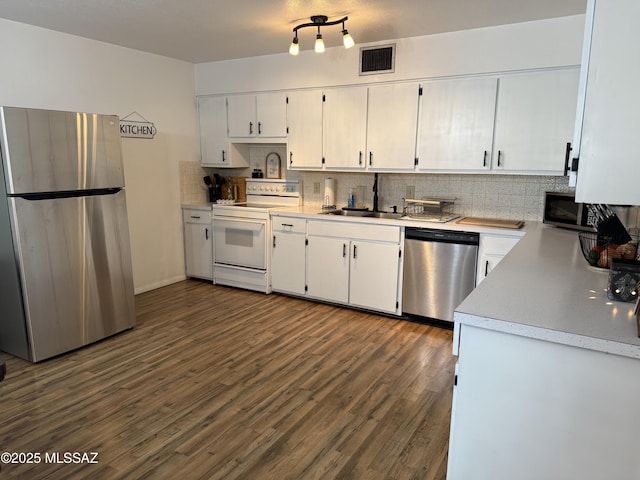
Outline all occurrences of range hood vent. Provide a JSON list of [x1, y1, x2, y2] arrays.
[[359, 44, 395, 75]]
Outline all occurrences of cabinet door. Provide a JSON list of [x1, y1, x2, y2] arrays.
[[476, 234, 520, 285], [493, 69, 579, 174], [417, 77, 497, 172], [271, 232, 306, 295], [306, 235, 349, 304], [257, 92, 287, 137], [349, 241, 401, 314], [323, 87, 368, 169], [366, 83, 420, 171], [227, 95, 256, 137], [184, 222, 212, 280], [476, 253, 503, 286], [287, 90, 324, 169], [198, 96, 229, 167], [574, 0, 640, 205]]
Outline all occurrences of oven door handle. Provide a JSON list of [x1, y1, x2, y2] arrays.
[[213, 218, 266, 232]]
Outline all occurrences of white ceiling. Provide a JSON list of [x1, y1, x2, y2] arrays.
[[0, 0, 587, 64]]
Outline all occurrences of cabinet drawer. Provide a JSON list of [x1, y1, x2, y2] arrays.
[[182, 209, 212, 224], [272, 217, 306, 233], [307, 220, 400, 243]]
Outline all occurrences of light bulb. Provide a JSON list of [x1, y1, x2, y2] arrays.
[[342, 30, 355, 49], [289, 37, 299, 56], [315, 33, 325, 53]]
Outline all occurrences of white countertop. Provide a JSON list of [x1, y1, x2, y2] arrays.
[[273, 205, 529, 236], [181, 203, 214, 211], [454, 223, 640, 359]]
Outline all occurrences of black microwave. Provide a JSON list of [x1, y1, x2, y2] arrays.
[[543, 192, 596, 231]]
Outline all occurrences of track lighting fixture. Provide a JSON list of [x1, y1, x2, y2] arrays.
[[289, 15, 355, 55]]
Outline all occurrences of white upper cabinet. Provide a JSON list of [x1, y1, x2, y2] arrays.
[[573, 0, 640, 205], [198, 96, 248, 168], [198, 96, 229, 167], [257, 93, 288, 137], [322, 86, 368, 170], [279, 69, 579, 174], [492, 69, 579, 174], [287, 90, 324, 169], [226, 94, 254, 137], [366, 83, 420, 171], [227, 92, 287, 138], [417, 77, 497, 172]]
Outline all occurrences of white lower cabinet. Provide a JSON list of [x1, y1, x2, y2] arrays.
[[306, 220, 402, 315], [270, 215, 402, 315], [447, 324, 640, 480], [348, 240, 401, 313], [306, 235, 350, 303], [476, 233, 521, 285], [182, 207, 212, 281], [271, 217, 306, 296]]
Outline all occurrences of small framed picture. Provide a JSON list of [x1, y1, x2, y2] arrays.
[[266, 152, 281, 179]]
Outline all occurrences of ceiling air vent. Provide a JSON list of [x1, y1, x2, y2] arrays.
[[359, 44, 395, 75]]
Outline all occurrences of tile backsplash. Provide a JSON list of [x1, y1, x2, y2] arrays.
[[291, 171, 571, 221], [179, 160, 210, 204], [179, 145, 572, 221]]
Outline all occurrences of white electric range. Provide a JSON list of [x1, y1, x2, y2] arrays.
[[211, 179, 301, 293]]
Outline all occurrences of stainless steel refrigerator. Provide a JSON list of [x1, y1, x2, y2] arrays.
[[0, 107, 135, 362]]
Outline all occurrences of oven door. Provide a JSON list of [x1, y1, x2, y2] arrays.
[[213, 217, 267, 269]]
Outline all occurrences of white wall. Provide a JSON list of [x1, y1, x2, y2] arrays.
[[196, 15, 585, 95], [0, 18, 198, 294]]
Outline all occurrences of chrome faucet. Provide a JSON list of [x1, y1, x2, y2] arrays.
[[373, 173, 379, 212]]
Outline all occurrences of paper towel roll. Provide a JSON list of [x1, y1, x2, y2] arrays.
[[323, 178, 336, 208]]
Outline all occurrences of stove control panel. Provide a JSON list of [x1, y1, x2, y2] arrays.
[[246, 179, 300, 197]]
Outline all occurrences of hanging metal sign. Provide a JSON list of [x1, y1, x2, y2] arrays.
[[120, 111, 157, 139]]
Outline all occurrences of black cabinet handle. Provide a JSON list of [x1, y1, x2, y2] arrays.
[[273, 235, 276, 248], [369, 152, 373, 166], [205, 228, 209, 240], [497, 150, 503, 167], [483, 150, 488, 167], [190, 215, 201, 219], [563, 142, 572, 176], [353, 244, 357, 259], [258, 122, 262, 135], [281, 223, 294, 228], [222, 150, 226, 163], [249, 122, 253, 135], [485, 260, 489, 277], [571, 156, 579, 172], [359, 151, 363, 165], [289, 152, 293, 166], [343, 244, 347, 257]]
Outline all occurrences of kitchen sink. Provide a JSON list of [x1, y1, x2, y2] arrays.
[[318, 209, 402, 219], [370, 211, 403, 219], [319, 209, 370, 216]]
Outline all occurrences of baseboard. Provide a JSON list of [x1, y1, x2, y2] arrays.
[[134, 275, 187, 295]]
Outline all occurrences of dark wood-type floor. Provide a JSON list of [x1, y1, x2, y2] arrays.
[[0, 280, 456, 479]]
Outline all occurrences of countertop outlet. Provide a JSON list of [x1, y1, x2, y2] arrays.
[[406, 185, 415, 199]]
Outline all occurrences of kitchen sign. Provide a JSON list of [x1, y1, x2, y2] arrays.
[[120, 111, 156, 139]]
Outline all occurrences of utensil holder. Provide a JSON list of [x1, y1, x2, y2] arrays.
[[607, 259, 640, 302]]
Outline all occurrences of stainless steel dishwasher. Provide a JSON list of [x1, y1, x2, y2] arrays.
[[403, 228, 479, 325]]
